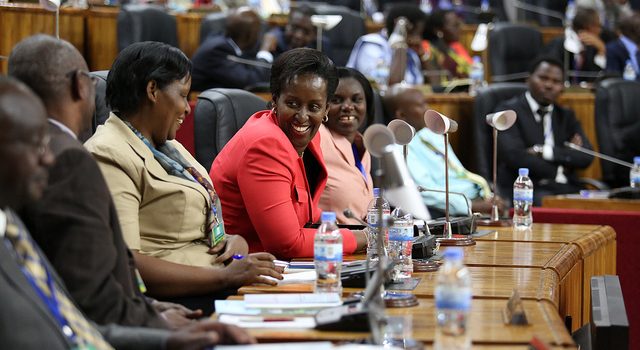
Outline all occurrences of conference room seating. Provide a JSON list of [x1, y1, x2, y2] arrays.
[[594, 78, 640, 188], [78, 70, 110, 142], [471, 82, 528, 180], [117, 4, 178, 52], [199, 12, 227, 44], [488, 22, 542, 82], [311, 4, 365, 66], [193, 88, 267, 171]]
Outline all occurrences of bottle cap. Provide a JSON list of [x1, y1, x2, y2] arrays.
[[473, 56, 481, 63], [321, 211, 337, 222], [634, 156, 640, 165], [373, 187, 380, 197], [443, 247, 464, 261], [518, 168, 529, 177]]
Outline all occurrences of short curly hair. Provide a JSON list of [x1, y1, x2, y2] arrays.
[[106, 41, 192, 116], [269, 48, 338, 103]]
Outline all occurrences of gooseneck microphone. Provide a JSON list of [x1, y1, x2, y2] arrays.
[[564, 142, 634, 168]]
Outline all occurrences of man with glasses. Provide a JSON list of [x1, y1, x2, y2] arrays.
[[9, 34, 200, 329], [0, 76, 255, 349]]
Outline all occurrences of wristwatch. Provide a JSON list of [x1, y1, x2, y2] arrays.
[[532, 144, 544, 156]]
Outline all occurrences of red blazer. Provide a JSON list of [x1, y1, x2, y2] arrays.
[[211, 110, 357, 259]]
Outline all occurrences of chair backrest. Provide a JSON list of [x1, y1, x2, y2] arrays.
[[312, 4, 365, 66], [194, 88, 267, 170], [595, 78, 640, 187], [472, 82, 528, 180], [488, 22, 542, 82], [79, 70, 110, 142], [117, 4, 178, 52], [199, 12, 227, 44]]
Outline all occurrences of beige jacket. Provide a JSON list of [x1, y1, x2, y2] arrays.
[[85, 114, 217, 267]]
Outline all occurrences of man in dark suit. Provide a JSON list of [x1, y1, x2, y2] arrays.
[[0, 77, 255, 349], [9, 35, 195, 329], [263, 5, 332, 59], [191, 7, 271, 91], [605, 12, 640, 80], [543, 7, 608, 82], [495, 56, 594, 205]]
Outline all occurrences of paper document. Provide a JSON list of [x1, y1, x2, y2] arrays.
[[218, 314, 316, 328], [245, 293, 342, 308], [214, 300, 320, 316], [216, 342, 333, 350]]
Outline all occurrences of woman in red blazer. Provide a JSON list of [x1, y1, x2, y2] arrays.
[[211, 48, 367, 259]]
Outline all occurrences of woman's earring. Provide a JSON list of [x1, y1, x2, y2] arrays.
[[271, 107, 277, 116], [323, 114, 328, 123]]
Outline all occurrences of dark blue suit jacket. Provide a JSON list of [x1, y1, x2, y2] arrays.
[[605, 38, 639, 81], [191, 35, 270, 92]]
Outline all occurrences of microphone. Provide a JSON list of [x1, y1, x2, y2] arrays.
[[225, 55, 272, 69], [564, 142, 634, 168], [387, 119, 415, 160], [416, 186, 473, 217], [512, 0, 566, 26], [39, 0, 61, 39]]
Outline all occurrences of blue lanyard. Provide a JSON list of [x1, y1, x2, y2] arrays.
[[2, 235, 76, 343], [352, 143, 367, 180]]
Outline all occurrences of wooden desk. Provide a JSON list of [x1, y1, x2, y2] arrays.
[[221, 298, 574, 347], [543, 195, 640, 212], [239, 266, 560, 307]]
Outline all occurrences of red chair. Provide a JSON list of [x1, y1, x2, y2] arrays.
[[175, 100, 197, 157]]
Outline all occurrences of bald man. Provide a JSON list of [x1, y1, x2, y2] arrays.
[[9, 34, 198, 329], [384, 85, 503, 217], [191, 7, 271, 91]]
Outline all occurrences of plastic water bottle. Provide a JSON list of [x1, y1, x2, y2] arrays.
[[513, 168, 534, 229], [388, 207, 413, 281], [366, 188, 390, 261], [565, 0, 577, 24], [314, 212, 343, 294], [480, 0, 490, 12], [435, 247, 472, 350], [468, 56, 485, 96], [623, 60, 637, 81], [630, 157, 640, 188]]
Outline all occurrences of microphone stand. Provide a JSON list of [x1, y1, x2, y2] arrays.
[[435, 133, 475, 246], [476, 127, 511, 226]]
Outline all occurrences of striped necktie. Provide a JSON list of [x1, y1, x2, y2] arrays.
[[4, 212, 113, 350]]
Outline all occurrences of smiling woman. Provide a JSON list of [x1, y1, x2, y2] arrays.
[[318, 67, 375, 224], [85, 42, 283, 305], [211, 48, 368, 259]]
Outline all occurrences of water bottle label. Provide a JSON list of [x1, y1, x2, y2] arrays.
[[389, 226, 413, 241], [435, 286, 472, 311], [367, 212, 390, 227], [513, 188, 533, 202], [314, 243, 343, 262]]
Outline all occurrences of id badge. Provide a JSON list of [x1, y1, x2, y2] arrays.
[[209, 223, 225, 248]]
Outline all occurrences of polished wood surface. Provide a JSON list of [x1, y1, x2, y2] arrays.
[[220, 298, 574, 346], [543, 195, 640, 211], [85, 7, 119, 71], [0, 3, 86, 73], [239, 266, 560, 307]]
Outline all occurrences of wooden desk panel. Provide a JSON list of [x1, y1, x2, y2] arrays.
[[462, 241, 565, 268], [543, 195, 640, 211], [86, 7, 118, 71], [229, 299, 574, 346], [239, 266, 560, 307], [0, 4, 86, 73]]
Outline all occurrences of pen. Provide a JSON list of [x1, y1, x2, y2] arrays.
[[232, 254, 244, 260]]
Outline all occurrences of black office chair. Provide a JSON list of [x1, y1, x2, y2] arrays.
[[79, 70, 110, 142], [117, 4, 178, 52], [471, 83, 528, 180], [595, 78, 640, 187], [312, 4, 365, 66], [199, 12, 227, 44], [194, 88, 267, 171], [488, 22, 542, 82]]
